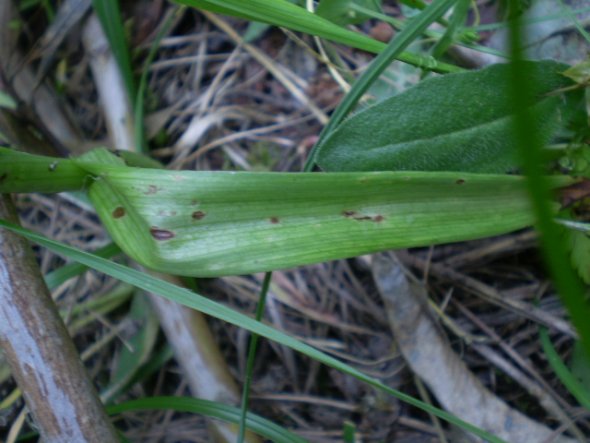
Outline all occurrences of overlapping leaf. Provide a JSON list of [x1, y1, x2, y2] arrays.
[[316, 61, 579, 173]]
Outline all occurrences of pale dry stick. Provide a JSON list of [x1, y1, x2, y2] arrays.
[[427, 298, 488, 345], [225, 274, 375, 334], [0, 195, 120, 443], [197, 46, 242, 115], [202, 11, 329, 125], [83, 15, 136, 152], [454, 301, 585, 440], [170, 49, 244, 168], [188, 113, 318, 161], [443, 230, 538, 268], [252, 392, 358, 411], [373, 252, 577, 443], [150, 53, 245, 70], [83, 14, 260, 442], [151, 304, 246, 441], [26, 0, 92, 81], [401, 253, 577, 338], [6, 407, 27, 443], [264, 292, 299, 388], [471, 342, 587, 442], [304, 0, 352, 93]]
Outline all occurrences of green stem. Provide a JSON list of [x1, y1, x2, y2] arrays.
[[238, 272, 272, 443]]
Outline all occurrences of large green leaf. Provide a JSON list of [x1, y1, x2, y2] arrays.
[[81, 158, 535, 277], [0, 147, 568, 278], [0, 148, 571, 277], [316, 61, 577, 173]]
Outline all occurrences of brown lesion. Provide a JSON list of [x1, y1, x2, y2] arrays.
[[144, 185, 160, 195], [455, 179, 465, 185], [342, 210, 385, 223], [192, 211, 206, 220], [112, 207, 125, 218], [270, 216, 280, 224], [149, 227, 175, 240]]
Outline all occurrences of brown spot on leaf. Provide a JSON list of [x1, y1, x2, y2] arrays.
[[150, 227, 175, 240], [112, 207, 125, 218], [456, 179, 465, 185], [145, 185, 159, 195], [344, 210, 384, 222], [192, 211, 206, 220], [270, 217, 280, 224]]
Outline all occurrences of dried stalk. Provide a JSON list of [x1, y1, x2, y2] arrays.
[[82, 14, 260, 441], [0, 194, 118, 443]]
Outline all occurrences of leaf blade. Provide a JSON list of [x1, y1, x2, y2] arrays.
[[316, 61, 575, 173], [83, 162, 542, 277]]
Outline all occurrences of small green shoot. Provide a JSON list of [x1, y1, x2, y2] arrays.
[[539, 328, 590, 410]]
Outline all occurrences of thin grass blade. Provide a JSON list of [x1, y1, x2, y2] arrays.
[[174, 0, 461, 73], [0, 220, 507, 443]]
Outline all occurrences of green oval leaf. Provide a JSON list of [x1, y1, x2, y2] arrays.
[[316, 61, 576, 173]]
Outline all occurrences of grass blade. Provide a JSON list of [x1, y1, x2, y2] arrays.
[[506, 2, 590, 360], [0, 219, 507, 443], [174, 0, 461, 74], [108, 396, 306, 443], [238, 272, 271, 442], [539, 328, 590, 410]]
